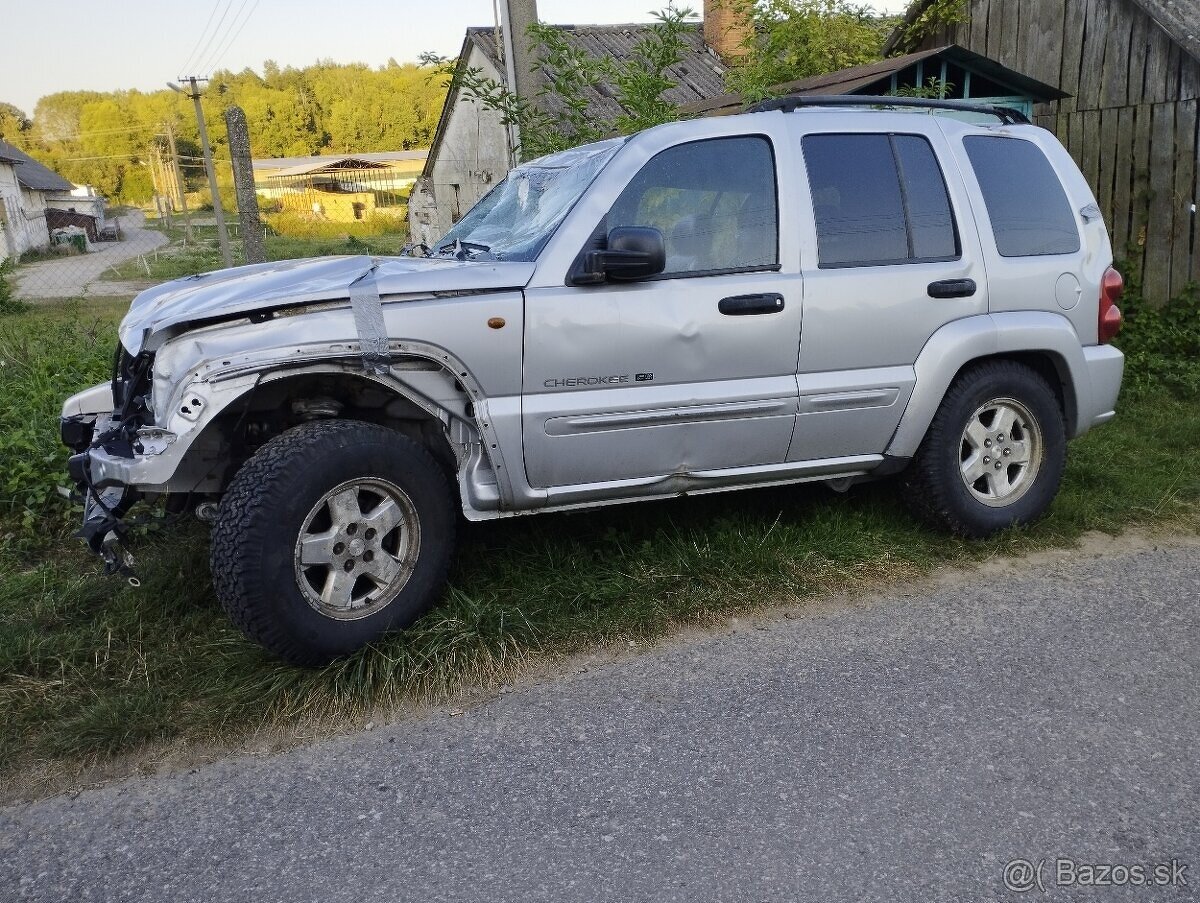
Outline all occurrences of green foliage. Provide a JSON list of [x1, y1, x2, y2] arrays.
[[892, 0, 971, 53], [0, 302, 124, 554], [0, 259, 30, 316], [724, 0, 899, 103], [426, 6, 698, 161], [263, 210, 407, 241], [889, 76, 954, 99], [721, 0, 969, 103], [0, 101, 31, 139], [6, 61, 448, 203], [1114, 262, 1200, 398]]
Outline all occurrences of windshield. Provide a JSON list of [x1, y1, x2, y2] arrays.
[[429, 137, 625, 261]]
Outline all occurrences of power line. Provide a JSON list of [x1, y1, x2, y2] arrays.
[[199, 0, 261, 75], [179, 0, 225, 76], [185, 0, 239, 77]]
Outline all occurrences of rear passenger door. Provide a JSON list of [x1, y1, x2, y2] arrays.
[[788, 127, 988, 461]]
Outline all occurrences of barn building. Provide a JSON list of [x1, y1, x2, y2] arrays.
[[891, 0, 1200, 304], [408, 21, 729, 248], [0, 139, 75, 262]]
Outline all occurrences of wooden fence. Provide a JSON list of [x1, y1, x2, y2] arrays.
[[919, 0, 1200, 304]]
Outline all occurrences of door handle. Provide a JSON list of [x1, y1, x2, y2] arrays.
[[927, 279, 977, 299], [718, 293, 786, 316]]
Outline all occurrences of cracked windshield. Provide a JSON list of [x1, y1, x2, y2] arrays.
[[429, 138, 625, 260]]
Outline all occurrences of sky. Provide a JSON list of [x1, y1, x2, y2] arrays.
[[0, 0, 911, 115]]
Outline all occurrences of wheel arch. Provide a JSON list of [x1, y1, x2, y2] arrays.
[[176, 363, 472, 496], [886, 312, 1092, 459]]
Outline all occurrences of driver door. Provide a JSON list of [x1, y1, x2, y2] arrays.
[[521, 135, 802, 489]]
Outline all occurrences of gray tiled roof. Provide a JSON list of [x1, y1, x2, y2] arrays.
[[466, 23, 728, 120], [0, 139, 74, 192]]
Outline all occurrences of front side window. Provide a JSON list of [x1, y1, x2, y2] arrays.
[[803, 133, 959, 268], [605, 136, 779, 277], [964, 136, 1081, 257]]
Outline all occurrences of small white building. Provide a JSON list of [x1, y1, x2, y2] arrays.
[[0, 139, 75, 263], [408, 21, 730, 249]]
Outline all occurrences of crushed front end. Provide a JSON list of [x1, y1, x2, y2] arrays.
[[61, 344, 156, 577]]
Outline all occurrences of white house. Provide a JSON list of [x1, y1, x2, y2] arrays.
[[408, 15, 734, 249], [0, 139, 75, 262]]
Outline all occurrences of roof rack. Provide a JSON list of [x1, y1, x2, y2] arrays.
[[747, 94, 1031, 125]]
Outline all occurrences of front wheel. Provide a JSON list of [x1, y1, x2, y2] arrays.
[[210, 420, 456, 666], [901, 361, 1067, 537]]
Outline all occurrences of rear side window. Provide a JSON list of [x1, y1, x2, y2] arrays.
[[964, 136, 1081, 257], [802, 133, 959, 268]]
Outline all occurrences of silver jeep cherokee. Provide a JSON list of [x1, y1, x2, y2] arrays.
[[61, 97, 1126, 665]]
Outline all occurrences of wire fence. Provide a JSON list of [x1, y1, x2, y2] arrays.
[[4, 141, 413, 303]]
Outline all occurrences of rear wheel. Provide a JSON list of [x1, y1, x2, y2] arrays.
[[210, 420, 456, 666], [901, 361, 1066, 537]]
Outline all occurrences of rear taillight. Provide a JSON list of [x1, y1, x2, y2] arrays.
[[1099, 266, 1124, 343]]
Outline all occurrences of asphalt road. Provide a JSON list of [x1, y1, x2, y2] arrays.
[[3, 541, 1198, 902]]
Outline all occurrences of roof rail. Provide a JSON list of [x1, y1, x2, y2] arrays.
[[747, 94, 1031, 125]]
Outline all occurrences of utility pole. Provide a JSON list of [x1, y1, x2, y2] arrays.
[[498, 0, 542, 166], [165, 121, 193, 245], [169, 77, 232, 267], [149, 142, 172, 228]]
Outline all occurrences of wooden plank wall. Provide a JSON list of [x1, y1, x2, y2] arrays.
[[922, 0, 1200, 304]]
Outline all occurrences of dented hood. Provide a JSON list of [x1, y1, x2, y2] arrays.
[[118, 255, 536, 354]]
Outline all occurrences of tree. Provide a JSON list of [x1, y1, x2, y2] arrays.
[[0, 103, 30, 139], [725, 0, 969, 102], [5, 60, 449, 203]]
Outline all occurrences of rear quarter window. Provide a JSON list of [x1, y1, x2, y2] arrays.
[[963, 136, 1081, 257]]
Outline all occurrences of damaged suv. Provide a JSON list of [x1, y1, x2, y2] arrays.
[[61, 97, 1125, 665]]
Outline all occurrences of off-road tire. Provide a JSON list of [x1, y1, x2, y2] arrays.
[[901, 360, 1066, 537], [210, 420, 456, 666]]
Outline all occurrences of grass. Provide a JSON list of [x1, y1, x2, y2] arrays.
[[103, 231, 411, 283], [1, 284, 1198, 789]]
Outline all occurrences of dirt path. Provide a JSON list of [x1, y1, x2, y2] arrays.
[[12, 209, 168, 300]]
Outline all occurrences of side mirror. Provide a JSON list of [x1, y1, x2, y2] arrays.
[[573, 226, 666, 285]]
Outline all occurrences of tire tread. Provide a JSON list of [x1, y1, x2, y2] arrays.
[[210, 420, 455, 665]]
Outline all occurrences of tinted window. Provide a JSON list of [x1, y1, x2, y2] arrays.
[[803, 134, 959, 268], [607, 136, 778, 276], [964, 136, 1081, 257], [893, 135, 958, 260]]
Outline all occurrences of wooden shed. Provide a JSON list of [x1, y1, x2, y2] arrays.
[[889, 0, 1200, 304], [686, 44, 1067, 119]]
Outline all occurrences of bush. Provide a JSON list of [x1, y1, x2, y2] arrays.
[[1113, 260, 1200, 398]]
